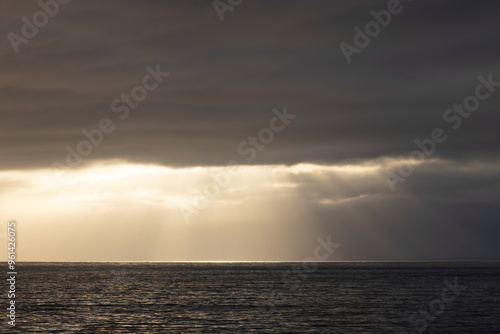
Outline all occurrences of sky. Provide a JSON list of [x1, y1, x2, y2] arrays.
[[1, 0, 499, 261]]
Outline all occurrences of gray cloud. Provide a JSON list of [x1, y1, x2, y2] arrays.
[[0, 0, 498, 169]]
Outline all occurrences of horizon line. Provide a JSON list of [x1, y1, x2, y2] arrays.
[[6, 260, 500, 263]]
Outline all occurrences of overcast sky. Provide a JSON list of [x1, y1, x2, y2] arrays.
[[1, 0, 499, 261]]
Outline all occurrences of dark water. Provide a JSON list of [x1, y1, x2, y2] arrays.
[[4, 262, 500, 333]]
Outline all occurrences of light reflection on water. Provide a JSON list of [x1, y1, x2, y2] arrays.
[[6, 262, 500, 333]]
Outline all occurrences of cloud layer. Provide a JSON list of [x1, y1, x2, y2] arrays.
[[1, 0, 499, 169]]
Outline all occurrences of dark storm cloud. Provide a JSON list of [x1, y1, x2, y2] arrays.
[[1, 0, 498, 170]]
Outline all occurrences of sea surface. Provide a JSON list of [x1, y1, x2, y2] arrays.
[[4, 262, 500, 333]]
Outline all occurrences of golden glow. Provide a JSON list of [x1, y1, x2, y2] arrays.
[[0, 158, 439, 261]]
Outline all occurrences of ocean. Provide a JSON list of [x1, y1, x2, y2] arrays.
[[5, 262, 500, 333]]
